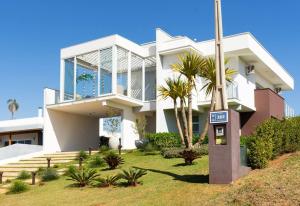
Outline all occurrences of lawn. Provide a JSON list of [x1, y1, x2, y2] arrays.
[[0, 150, 300, 206]]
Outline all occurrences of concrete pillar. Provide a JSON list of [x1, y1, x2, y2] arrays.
[[208, 109, 250, 184]]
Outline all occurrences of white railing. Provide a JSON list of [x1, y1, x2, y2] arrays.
[[201, 83, 239, 102], [285, 103, 295, 118]]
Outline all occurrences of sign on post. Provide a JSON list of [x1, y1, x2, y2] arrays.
[[210, 111, 228, 124]]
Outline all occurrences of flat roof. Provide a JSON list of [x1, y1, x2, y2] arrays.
[[0, 117, 43, 133]]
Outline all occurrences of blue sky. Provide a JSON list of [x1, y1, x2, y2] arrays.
[[0, 0, 299, 120]]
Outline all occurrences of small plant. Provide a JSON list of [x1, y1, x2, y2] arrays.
[[118, 168, 147, 186], [103, 152, 124, 170], [88, 155, 106, 168], [99, 145, 110, 153], [67, 167, 100, 187], [8, 180, 29, 194], [77, 150, 88, 160], [179, 149, 200, 165], [64, 165, 77, 176], [17, 170, 31, 180], [97, 175, 120, 187], [53, 164, 59, 168], [40, 168, 59, 182]]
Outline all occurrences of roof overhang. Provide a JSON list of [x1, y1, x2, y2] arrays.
[[198, 33, 294, 91], [61, 35, 149, 59], [0, 117, 43, 134], [157, 36, 204, 56], [47, 94, 143, 117]]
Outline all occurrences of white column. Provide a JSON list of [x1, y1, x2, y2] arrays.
[[127, 51, 132, 97], [121, 107, 139, 149], [60, 59, 65, 103], [142, 59, 145, 101], [112, 45, 117, 94], [74, 56, 77, 100], [98, 50, 101, 96]]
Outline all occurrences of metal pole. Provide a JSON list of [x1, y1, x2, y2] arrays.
[[0, 172, 3, 184], [89, 147, 92, 156], [31, 171, 36, 185], [47, 157, 51, 168], [214, 0, 228, 110]]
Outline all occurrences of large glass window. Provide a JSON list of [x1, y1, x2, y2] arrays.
[[145, 57, 156, 101], [100, 48, 112, 95], [117, 47, 128, 96], [64, 58, 75, 101], [76, 51, 99, 100], [131, 53, 143, 100]]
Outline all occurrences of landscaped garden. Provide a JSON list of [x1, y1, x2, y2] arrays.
[[1, 101, 300, 205], [1, 146, 300, 206]]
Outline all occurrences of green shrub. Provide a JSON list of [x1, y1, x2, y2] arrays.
[[64, 165, 77, 176], [161, 145, 208, 159], [96, 175, 120, 187], [8, 180, 29, 194], [145, 132, 181, 148], [99, 145, 110, 153], [118, 168, 147, 186], [103, 152, 124, 170], [40, 168, 59, 182], [145, 132, 208, 149], [179, 150, 200, 165], [88, 155, 106, 168], [246, 136, 271, 169], [77, 150, 88, 160], [17, 170, 31, 180], [67, 167, 100, 187]]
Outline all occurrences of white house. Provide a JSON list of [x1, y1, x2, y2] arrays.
[[0, 28, 295, 153]]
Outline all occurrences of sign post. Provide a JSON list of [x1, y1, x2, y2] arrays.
[[209, 0, 250, 184]]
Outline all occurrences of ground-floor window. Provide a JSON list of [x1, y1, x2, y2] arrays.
[[4, 139, 32, 146], [192, 116, 200, 134]]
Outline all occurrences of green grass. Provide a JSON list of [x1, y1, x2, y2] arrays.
[[1, 151, 300, 206]]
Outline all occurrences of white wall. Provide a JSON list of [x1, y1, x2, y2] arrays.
[[234, 57, 256, 110]]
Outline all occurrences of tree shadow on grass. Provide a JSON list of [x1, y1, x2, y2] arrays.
[[133, 166, 209, 184]]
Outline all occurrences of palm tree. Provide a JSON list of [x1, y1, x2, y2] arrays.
[[7, 99, 19, 119], [171, 52, 206, 148], [158, 78, 185, 146], [196, 57, 236, 144]]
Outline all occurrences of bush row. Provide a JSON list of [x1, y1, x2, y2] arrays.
[[161, 145, 208, 158], [144, 132, 208, 149], [243, 117, 300, 169]]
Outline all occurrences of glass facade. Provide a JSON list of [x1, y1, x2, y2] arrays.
[[100, 48, 112, 95], [62, 46, 156, 102], [117, 47, 128, 95], [64, 58, 75, 101], [145, 57, 156, 101], [76, 51, 99, 100], [130, 53, 143, 100]]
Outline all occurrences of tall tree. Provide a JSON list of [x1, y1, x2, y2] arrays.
[[7, 99, 19, 119], [196, 57, 236, 144], [158, 78, 186, 146], [171, 52, 206, 148]]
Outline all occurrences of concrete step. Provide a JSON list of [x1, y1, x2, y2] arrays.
[[29, 157, 76, 161], [2, 170, 64, 178], [18, 159, 72, 164], [0, 168, 38, 172]]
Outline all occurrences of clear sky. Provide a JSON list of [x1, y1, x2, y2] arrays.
[[0, 0, 299, 120]]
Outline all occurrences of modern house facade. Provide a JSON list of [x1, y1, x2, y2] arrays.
[[0, 28, 295, 153]]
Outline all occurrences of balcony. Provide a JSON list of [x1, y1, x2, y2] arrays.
[[198, 83, 239, 104], [60, 46, 156, 105]]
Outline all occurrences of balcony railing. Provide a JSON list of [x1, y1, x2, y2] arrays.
[[200, 83, 239, 102], [285, 103, 295, 118]]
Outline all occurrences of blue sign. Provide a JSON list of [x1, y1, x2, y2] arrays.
[[210, 111, 228, 124]]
